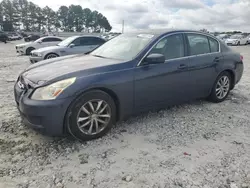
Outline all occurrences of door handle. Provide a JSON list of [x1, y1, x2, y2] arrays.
[[178, 64, 188, 69], [214, 57, 220, 62]]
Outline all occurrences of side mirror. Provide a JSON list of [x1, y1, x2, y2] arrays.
[[38, 41, 42, 44], [69, 43, 75, 48], [143, 53, 165, 65]]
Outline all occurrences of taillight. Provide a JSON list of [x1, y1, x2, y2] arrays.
[[240, 55, 243, 61]]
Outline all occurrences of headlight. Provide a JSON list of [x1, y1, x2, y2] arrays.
[[31, 77, 76, 100], [33, 52, 42, 57]]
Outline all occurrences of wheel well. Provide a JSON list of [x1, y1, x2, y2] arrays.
[[45, 53, 59, 59], [223, 69, 235, 89], [63, 87, 120, 134], [93, 87, 120, 121], [26, 47, 35, 54]]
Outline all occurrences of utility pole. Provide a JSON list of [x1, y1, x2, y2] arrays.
[[122, 20, 124, 33]]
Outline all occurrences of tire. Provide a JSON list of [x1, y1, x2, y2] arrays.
[[44, 53, 59, 59], [66, 90, 117, 141], [237, 41, 240, 46], [26, 47, 35, 55], [208, 71, 232, 103]]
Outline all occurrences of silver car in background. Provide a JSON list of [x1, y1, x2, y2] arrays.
[[29, 36, 106, 63]]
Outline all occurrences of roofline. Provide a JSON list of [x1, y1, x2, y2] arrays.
[[123, 29, 216, 37]]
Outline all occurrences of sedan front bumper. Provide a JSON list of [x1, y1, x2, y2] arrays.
[[16, 46, 26, 55], [29, 56, 44, 63], [225, 41, 239, 46], [14, 81, 73, 136]]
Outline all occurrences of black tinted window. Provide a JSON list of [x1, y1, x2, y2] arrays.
[[209, 37, 219, 52], [187, 34, 210, 55], [42, 37, 61, 42], [79, 37, 105, 46], [149, 34, 184, 60], [71, 37, 90, 46], [72, 38, 81, 46], [51, 38, 62, 41]]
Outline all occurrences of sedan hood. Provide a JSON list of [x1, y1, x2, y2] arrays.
[[33, 45, 65, 53], [22, 55, 123, 84], [16, 42, 32, 47], [226, 39, 238, 42]]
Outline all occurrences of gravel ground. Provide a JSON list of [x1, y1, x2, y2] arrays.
[[0, 41, 250, 188]]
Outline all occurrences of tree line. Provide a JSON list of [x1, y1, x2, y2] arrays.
[[0, 0, 112, 32]]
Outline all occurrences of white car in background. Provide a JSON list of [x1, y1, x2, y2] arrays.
[[225, 34, 249, 46], [15, 36, 63, 55], [29, 36, 106, 63]]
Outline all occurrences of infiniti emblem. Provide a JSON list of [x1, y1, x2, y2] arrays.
[[18, 81, 25, 89]]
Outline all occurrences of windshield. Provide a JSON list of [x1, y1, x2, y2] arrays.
[[230, 35, 242, 39], [57, 36, 77, 47], [90, 34, 154, 60]]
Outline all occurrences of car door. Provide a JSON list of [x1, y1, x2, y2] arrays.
[[134, 33, 192, 111], [185, 33, 222, 98], [243, 37, 248, 44]]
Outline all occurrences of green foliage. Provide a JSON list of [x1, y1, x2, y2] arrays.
[[0, 0, 112, 32]]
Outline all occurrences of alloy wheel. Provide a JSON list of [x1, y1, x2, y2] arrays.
[[77, 99, 111, 135], [215, 76, 230, 99]]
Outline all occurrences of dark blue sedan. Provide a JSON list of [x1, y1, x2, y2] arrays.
[[14, 29, 244, 141]]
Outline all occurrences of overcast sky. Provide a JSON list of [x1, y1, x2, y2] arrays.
[[29, 0, 250, 32]]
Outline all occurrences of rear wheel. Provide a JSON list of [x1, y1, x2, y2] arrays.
[[66, 90, 117, 141], [26, 47, 35, 55], [208, 71, 232, 103], [45, 53, 59, 59], [237, 41, 240, 46]]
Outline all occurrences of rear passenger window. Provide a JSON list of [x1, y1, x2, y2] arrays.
[[208, 37, 219, 52], [187, 34, 210, 55]]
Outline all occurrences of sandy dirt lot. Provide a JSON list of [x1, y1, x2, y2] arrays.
[[0, 41, 250, 188]]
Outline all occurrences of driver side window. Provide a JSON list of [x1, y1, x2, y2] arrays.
[[149, 34, 185, 60], [71, 38, 81, 46]]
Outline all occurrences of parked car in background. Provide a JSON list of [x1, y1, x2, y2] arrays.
[[0, 31, 8, 43], [14, 29, 243, 141], [225, 34, 248, 45], [24, 34, 41, 42], [247, 35, 250, 44], [20, 32, 28, 38], [8, 33, 22, 41], [16, 36, 63, 55], [29, 36, 106, 63], [216, 34, 230, 42]]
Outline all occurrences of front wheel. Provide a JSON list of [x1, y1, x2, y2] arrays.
[[208, 71, 232, 103], [45, 53, 59, 59], [66, 90, 117, 141]]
